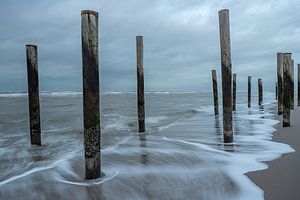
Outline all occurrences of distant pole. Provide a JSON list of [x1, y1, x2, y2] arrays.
[[26, 44, 41, 146], [233, 73, 237, 111], [211, 70, 219, 115], [277, 53, 283, 115], [291, 60, 294, 109], [218, 9, 233, 143], [81, 10, 101, 179], [275, 82, 278, 100], [258, 79, 263, 106], [248, 76, 251, 108], [136, 36, 145, 132], [298, 64, 300, 106], [283, 53, 292, 127]]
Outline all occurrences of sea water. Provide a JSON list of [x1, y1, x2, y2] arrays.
[[0, 92, 294, 200]]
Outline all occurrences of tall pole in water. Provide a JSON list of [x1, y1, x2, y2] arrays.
[[81, 10, 101, 179], [258, 79, 263, 106], [232, 73, 237, 111], [218, 9, 233, 143], [277, 53, 283, 115], [136, 36, 145, 132], [283, 53, 292, 127], [248, 76, 251, 108], [291, 59, 294, 109], [298, 64, 300, 106], [211, 69, 219, 115], [26, 44, 41, 146], [275, 82, 278, 100]]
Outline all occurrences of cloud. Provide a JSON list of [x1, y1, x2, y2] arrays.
[[0, 0, 299, 92]]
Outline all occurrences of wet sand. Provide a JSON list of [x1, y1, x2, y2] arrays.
[[248, 108, 300, 200]]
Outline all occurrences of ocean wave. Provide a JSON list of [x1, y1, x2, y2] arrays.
[[0, 93, 27, 97]]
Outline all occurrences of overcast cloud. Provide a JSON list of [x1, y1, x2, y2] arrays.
[[0, 0, 299, 93]]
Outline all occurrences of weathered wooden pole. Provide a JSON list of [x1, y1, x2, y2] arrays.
[[136, 36, 145, 132], [232, 73, 237, 111], [258, 78, 263, 106], [81, 10, 101, 179], [291, 59, 294, 109], [283, 53, 292, 127], [275, 82, 278, 100], [298, 64, 300, 106], [211, 70, 219, 115], [26, 44, 41, 146], [218, 9, 233, 143], [277, 52, 283, 115], [248, 76, 251, 108]]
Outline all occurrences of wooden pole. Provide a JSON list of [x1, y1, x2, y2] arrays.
[[218, 9, 233, 143], [275, 82, 278, 100], [26, 44, 41, 146], [258, 78, 263, 106], [81, 10, 101, 179], [233, 73, 237, 111], [283, 53, 292, 127], [211, 69, 219, 115], [136, 36, 145, 132], [248, 76, 251, 108], [277, 53, 283, 115], [298, 64, 300, 106], [291, 59, 294, 109]]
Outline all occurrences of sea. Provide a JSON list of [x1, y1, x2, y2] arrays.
[[0, 91, 294, 200]]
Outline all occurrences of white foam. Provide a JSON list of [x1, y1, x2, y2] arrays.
[[0, 93, 27, 97], [42, 91, 82, 96], [147, 116, 168, 124], [103, 91, 123, 95], [0, 151, 78, 186], [54, 170, 119, 186], [158, 123, 177, 131]]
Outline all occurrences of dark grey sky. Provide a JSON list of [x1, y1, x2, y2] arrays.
[[0, 0, 299, 93]]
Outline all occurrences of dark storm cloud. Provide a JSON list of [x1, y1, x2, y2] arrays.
[[0, 0, 300, 92]]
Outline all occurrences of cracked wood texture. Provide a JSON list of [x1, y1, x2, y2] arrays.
[[258, 79, 263, 106], [81, 10, 101, 179], [211, 70, 219, 115], [277, 53, 283, 115], [298, 64, 300, 106], [283, 53, 292, 127], [218, 9, 233, 143], [136, 36, 145, 132], [26, 45, 41, 146], [248, 76, 251, 108], [232, 73, 236, 111]]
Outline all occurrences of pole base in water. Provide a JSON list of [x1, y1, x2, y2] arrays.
[[283, 122, 290, 127], [223, 131, 233, 143], [85, 152, 101, 180]]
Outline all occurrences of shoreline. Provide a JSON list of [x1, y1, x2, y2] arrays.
[[247, 107, 300, 200]]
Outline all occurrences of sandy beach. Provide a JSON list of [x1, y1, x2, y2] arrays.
[[248, 107, 300, 200]]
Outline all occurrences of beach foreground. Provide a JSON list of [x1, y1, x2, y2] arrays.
[[248, 107, 300, 200], [0, 92, 295, 200]]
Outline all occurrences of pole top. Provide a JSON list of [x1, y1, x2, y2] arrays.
[[26, 44, 37, 48], [218, 9, 229, 14], [81, 10, 98, 16], [136, 35, 143, 38]]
